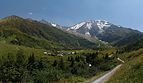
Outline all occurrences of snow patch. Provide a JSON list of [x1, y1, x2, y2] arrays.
[[51, 23, 57, 27], [96, 20, 111, 31], [85, 32, 91, 36], [85, 32, 91, 37], [86, 22, 92, 29], [70, 22, 86, 30]]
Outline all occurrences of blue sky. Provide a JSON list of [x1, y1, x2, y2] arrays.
[[0, 0, 143, 31]]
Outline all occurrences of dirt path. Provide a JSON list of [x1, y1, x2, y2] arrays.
[[92, 64, 122, 83]]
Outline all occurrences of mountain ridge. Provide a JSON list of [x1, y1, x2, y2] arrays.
[[1, 15, 143, 51], [0, 15, 107, 50], [32, 18, 143, 51]]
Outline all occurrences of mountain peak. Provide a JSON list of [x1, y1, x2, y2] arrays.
[[0, 15, 25, 23], [3, 15, 23, 20], [68, 20, 111, 32]]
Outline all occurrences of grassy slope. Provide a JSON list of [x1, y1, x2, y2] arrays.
[[0, 43, 45, 58], [0, 43, 65, 68], [107, 49, 143, 83], [0, 43, 69, 62], [0, 27, 65, 49]]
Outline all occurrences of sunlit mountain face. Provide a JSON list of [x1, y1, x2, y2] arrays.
[[66, 20, 142, 43]]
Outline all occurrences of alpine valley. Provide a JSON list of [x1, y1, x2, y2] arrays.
[[0, 15, 143, 83]]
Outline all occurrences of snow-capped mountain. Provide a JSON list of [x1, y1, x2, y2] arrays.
[[67, 20, 111, 37], [68, 20, 111, 31], [69, 20, 111, 30], [67, 20, 141, 43]]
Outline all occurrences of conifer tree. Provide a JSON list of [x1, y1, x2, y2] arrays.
[[58, 58, 65, 70], [53, 60, 57, 67]]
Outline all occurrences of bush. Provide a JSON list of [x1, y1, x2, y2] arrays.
[[34, 68, 64, 82]]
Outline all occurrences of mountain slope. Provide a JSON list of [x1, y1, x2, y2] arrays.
[[114, 33, 143, 51], [40, 19, 110, 49], [40, 19, 63, 29], [0, 15, 100, 50], [107, 48, 143, 83]]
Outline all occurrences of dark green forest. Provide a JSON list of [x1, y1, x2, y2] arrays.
[[0, 49, 118, 82]]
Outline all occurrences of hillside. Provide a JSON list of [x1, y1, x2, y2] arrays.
[[115, 33, 143, 52], [0, 15, 103, 50], [106, 48, 143, 83], [0, 42, 118, 82]]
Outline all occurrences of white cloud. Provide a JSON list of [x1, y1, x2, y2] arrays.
[[28, 12, 33, 15]]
